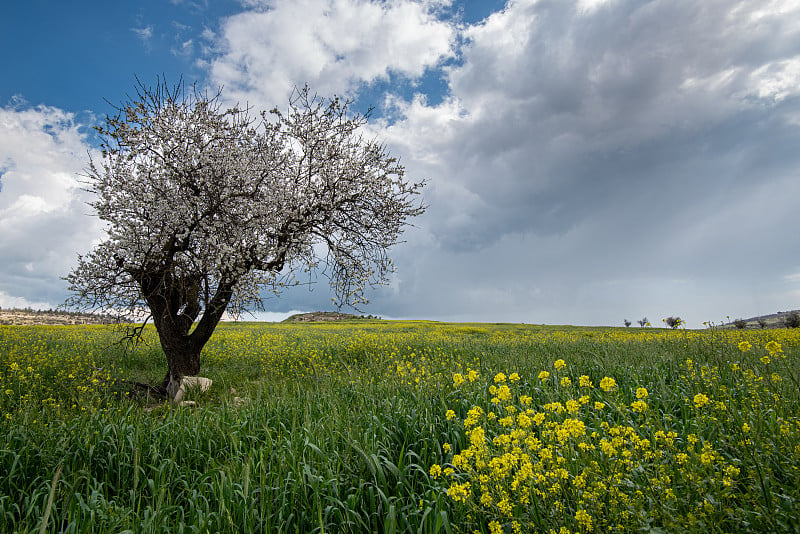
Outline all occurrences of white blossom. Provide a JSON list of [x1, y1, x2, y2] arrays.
[[66, 81, 424, 392]]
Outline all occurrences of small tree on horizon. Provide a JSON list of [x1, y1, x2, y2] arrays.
[[785, 311, 800, 328], [66, 80, 425, 398], [664, 316, 682, 329], [637, 317, 649, 328]]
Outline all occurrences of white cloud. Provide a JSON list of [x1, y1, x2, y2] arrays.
[[0, 290, 53, 310], [748, 57, 800, 102], [785, 273, 800, 283], [132, 25, 154, 45], [378, 0, 800, 242], [173, 38, 195, 58], [0, 105, 102, 307], [577, 0, 616, 16], [207, 0, 457, 108]]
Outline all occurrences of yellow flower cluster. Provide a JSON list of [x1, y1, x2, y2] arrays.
[[0, 326, 121, 418], [598, 376, 617, 392], [434, 362, 747, 532]]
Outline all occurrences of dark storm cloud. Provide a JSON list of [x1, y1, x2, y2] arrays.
[[385, 0, 800, 250], [373, 0, 800, 323]]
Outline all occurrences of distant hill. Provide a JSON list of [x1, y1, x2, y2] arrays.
[[0, 308, 118, 326], [282, 311, 380, 323], [724, 310, 800, 329]]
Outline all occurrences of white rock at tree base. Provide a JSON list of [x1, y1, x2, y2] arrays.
[[172, 376, 212, 403]]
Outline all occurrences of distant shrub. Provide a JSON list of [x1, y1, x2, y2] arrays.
[[785, 311, 800, 328], [637, 317, 649, 328], [757, 317, 767, 329], [733, 318, 747, 330], [664, 316, 682, 329], [624, 319, 632, 327]]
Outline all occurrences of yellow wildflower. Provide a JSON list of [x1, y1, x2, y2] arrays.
[[497, 497, 513, 517], [464, 406, 483, 427], [575, 509, 593, 531], [765, 341, 782, 356], [599, 376, 617, 392], [429, 464, 442, 478], [566, 399, 581, 414], [554, 359, 566, 370], [561, 418, 587, 438], [693, 393, 710, 408], [496, 385, 512, 402], [446, 481, 471, 503], [738, 341, 751, 352], [470, 426, 485, 447], [635, 387, 648, 399], [538, 371, 550, 381], [517, 413, 532, 428]]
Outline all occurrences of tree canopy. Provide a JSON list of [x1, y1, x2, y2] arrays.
[[66, 80, 425, 396]]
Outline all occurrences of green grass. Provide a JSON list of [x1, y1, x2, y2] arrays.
[[1, 322, 799, 533]]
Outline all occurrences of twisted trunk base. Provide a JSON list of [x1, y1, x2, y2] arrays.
[[161, 343, 201, 399]]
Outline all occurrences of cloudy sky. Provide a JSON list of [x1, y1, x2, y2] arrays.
[[2, 0, 800, 327]]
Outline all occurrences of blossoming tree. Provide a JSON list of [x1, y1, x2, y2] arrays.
[[66, 80, 425, 398]]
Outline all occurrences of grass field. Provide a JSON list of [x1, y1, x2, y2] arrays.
[[1, 321, 799, 533]]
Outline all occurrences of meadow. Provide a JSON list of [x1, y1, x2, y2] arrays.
[[1, 321, 799, 533]]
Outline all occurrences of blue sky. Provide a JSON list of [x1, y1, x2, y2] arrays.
[[0, 0, 501, 115], [2, 0, 800, 326], [2, 1, 220, 113]]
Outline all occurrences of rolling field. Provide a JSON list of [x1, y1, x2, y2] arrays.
[[1, 321, 799, 533]]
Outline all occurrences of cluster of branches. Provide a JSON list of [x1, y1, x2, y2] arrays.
[[65, 80, 425, 391]]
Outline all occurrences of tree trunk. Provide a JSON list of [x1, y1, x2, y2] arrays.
[[160, 336, 202, 399], [138, 271, 235, 399]]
